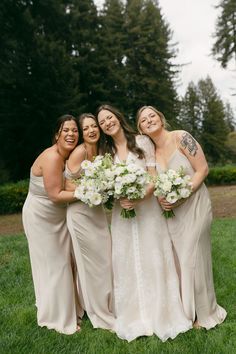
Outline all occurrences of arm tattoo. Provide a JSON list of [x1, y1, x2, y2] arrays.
[[180, 132, 198, 156]]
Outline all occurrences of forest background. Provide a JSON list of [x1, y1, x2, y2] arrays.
[[0, 0, 236, 183]]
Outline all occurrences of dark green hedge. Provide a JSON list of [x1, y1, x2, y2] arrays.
[[0, 180, 29, 215], [206, 165, 236, 186], [0, 165, 235, 214]]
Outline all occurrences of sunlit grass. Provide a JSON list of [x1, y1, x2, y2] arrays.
[[0, 218, 235, 354]]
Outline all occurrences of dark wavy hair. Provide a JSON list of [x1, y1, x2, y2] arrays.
[[95, 104, 144, 159], [52, 114, 78, 144], [77, 113, 100, 151]]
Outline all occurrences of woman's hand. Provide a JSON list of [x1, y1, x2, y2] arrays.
[[157, 196, 186, 210], [157, 196, 173, 211], [120, 198, 141, 210]]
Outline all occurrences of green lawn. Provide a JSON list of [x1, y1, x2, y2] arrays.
[[0, 219, 235, 354]]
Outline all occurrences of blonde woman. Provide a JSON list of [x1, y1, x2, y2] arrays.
[[137, 105, 227, 329]]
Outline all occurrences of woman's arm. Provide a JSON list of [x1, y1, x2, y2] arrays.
[[42, 151, 76, 203], [178, 131, 209, 192], [158, 131, 209, 211], [64, 145, 87, 192]]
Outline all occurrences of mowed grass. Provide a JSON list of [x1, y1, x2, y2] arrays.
[[0, 219, 235, 354]]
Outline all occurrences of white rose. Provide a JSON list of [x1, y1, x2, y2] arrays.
[[124, 174, 136, 183], [84, 167, 95, 177], [162, 181, 172, 193], [81, 160, 92, 169], [127, 186, 136, 194], [166, 191, 179, 204], [173, 177, 184, 185], [127, 163, 138, 173], [166, 169, 177, 179], [137, 175, 147, 184], [104, 169, 115, 179], [114, 166, 125, 175], [159, 173, 168, 182], [89, 192, 102, 205], [179, 188, 191, 199]]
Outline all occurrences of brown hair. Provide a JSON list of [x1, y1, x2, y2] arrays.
[[52, 114, 78, 144], [96, 104, 144, 159], [136, 105, 170, 132], [77, 113, 100, 149]]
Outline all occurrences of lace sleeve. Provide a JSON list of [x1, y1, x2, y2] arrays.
[[136, 135, 156, 167]]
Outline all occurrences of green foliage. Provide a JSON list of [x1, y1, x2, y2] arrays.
[[0, 0, 81, 181], [178, 76, 234, 164], [124, 0, 179, 123], [1, 218, 236, 353], [206, 165, 236, 185], [1, 0, 235, 183], [226, 131, 236, 158], [96, 0, 127, 111], [212, 0, 236, 68], [0, 180, 29, 214]]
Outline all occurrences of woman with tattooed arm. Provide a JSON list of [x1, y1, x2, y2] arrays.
[[136, 106, 227, 330]]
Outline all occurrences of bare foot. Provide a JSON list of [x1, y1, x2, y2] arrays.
[[77, 325, 81, 332], [193, 320, 202, 329]]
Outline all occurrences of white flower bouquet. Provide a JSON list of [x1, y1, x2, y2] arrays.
[[111, 161, 150, 218], [154, 167, 192, 218], [73, 154, 114, 209]]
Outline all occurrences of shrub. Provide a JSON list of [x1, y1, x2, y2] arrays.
[[206, 165, 236, 186], [0, 180, 29, 214]]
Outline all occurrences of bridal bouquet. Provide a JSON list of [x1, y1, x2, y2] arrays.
[[154, 167, 192, 218], [74, 154, 114, 208], [111, 161, 150, 218]]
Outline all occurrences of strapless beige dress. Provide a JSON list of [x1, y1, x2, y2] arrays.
[[65, 165, 115, 330], [22, 172, 78, 334]]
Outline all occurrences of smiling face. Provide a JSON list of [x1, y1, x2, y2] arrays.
[[97, 109, 121, 137], [138, 107, 163, 136], [56, 119, 79, 151], [81, 117, 100, 144]]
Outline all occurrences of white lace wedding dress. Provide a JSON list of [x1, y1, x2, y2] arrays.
[[111, 135, 192, 342]]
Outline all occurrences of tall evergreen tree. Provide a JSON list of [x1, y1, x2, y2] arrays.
[[0, 0, 81, 181], [197, 77, 230, 163], [97, 0, 127, 111], [179, 76, 234, 163], [67, 0, 102, 113], [124, 0, 179, 123], [212, 0, 236, 68], [178, 82, 202, 142]]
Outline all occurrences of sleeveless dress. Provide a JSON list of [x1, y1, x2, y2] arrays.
[[22, 171, 78, 334], [111, 135, 192, 342], [156, 149, 227, 328], [65, 158, 115, 330]]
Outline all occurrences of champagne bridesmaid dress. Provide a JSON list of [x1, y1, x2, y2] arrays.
[[111, 135, 192, 342], [65, 164, 115, 330], [156, 149, 227, 328], [22, 171, 79, 334]]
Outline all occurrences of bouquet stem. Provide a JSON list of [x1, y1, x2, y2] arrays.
[[121, 208, 136, 219], [162, 210, 175, 218], [104, 196, 114, 211]]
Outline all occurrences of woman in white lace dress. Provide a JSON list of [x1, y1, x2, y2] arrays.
[[65, 113, 115, 331], [136, 105, 227, 330], [96, 104, 192, 342]]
